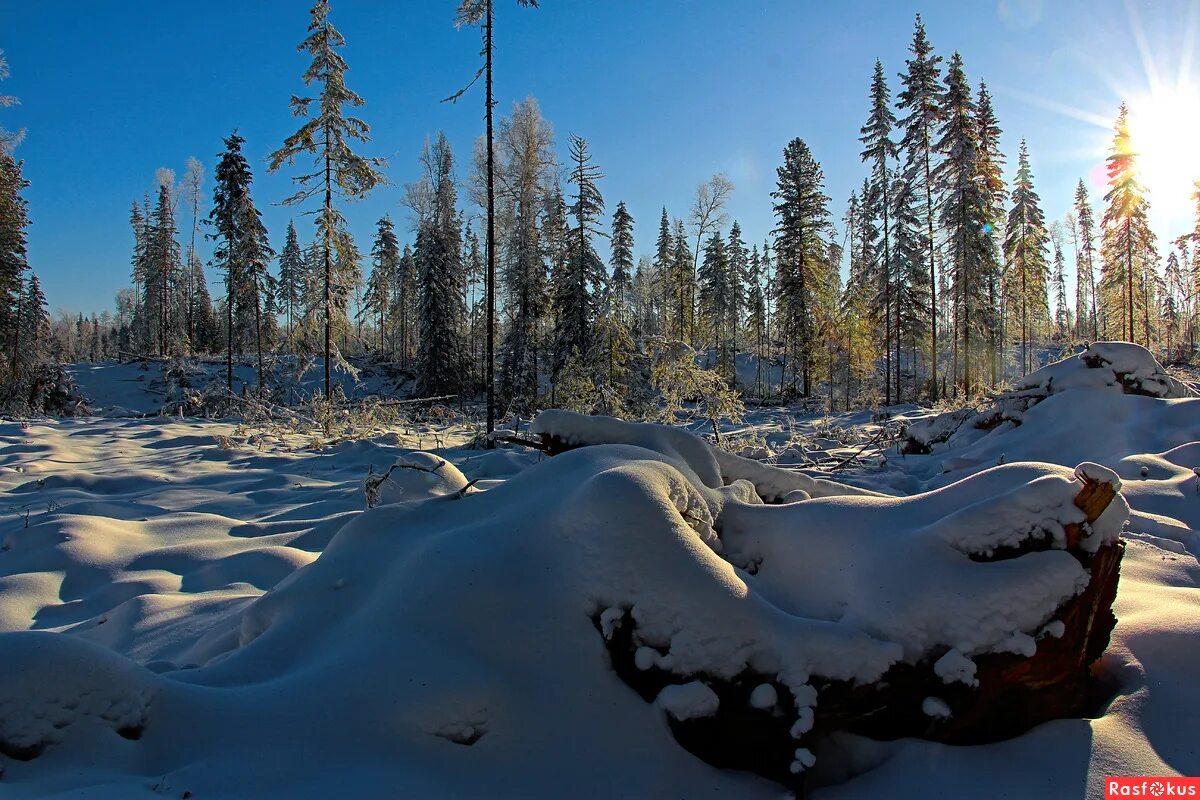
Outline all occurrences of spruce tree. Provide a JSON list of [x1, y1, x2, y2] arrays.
[[975, 81, 1005, 386], [364, 215, 399, 353], [653, 207, 678, 338], [1072, 181, 1100, 340], [860, 59, 898, 403], [933, 52, 989, 397], [892, 170, 931, 397], [144, 183, 182, 358], [608, 201, 635, 327], [772, 137, 832, 397], [669, 220, 694, 342], [414, 134, 469, 396], [391, 243, 417, 368], [746, 244, 767, 393], [551, 135, 605, 381], [268, 0, 385, 399], [698, 231, 730, 371], [726, 220, 748, 376], [211, 131, 275, 392], [1003, 140, 1049, 376], [896, 15, 943, 398], [277, 220, 305, 345], [0, 146, 29, 377], [18, 273, 49, 374], [190, 256, 219, 354], [495, 98, 554, 411], [1051, 230, 1070, 339], [181, 158, 204, 352], [1100, 103, 1156, 344], [464, 224, 485, 383]]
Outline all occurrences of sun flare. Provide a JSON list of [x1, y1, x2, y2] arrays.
[[1125, 82, 1200, 224]]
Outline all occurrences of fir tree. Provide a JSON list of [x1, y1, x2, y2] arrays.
[[1100, 103, 1156, 345], [364, 215, 399, 352], [268, 0, 386, 399], [277, 220, 306, 345], [772, 137, 832, 397], [1051, 229, 1070, 338], [211, 131, 276, 392], [653, 207, 679, 338], [391, 243, 417, 367], [896, 14, 943, 397], [551, 134, 605, 381], [1072, 181, 1100, 340], [725, 220, 748, 373], [11, 273, 48, 380], [934, 52, 990, 397], [0, 146, 29, 377], [608, 201, 635, 327], [181, 157, 204, 352], [414, 134, 469, 396], [144, 183, 183, 358], [975, 81, 1005, 387], [745, 244, 767, 393], [1003, 140, 1049, 376], [860, 59, 899, 402], [495, 98, 554, 411]]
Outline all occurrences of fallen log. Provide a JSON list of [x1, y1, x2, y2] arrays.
[[593, 466, 1125, 795]]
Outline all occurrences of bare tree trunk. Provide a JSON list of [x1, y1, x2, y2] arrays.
[[485, 0, 497, 434], [324, 130, 333, 401]]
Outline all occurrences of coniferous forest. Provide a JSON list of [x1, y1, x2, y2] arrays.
[[2, 4, 1200, 799], [2, 5, 1193, 421]]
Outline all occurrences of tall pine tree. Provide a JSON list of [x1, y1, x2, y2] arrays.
[[269, 0, 385, 399]]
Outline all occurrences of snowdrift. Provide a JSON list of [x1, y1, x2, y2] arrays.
[[903, 342, 1196, 454], [0, 411, 1133, 798]]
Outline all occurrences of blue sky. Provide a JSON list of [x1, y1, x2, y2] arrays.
[[2, 0, 1198, 316]]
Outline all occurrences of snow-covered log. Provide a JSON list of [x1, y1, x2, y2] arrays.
[[530, 409, 886, 501]]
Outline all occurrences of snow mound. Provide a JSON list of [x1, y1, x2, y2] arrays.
[[365, 451, 470, 507], [0, 415, 1131, 797], [720, 461, 1125, 660], [0, 632, 160, 759], [904, 342, 1196, 453], [532, 409, 886, 501]]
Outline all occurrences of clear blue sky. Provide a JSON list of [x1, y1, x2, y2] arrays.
[[2, 0, 1198, 316]]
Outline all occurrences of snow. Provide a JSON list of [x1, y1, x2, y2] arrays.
[[933, 648, 979, 687], [749, 682, 778, 710], [656, 681, 720, 721], [1, 344, 1199, 797], [922, 697, 952, 721]]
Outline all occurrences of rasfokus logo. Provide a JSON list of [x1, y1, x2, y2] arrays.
[[1106, 777, 1200, 798]]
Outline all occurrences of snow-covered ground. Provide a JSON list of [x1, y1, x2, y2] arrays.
[[1, 343, 1197, 798]]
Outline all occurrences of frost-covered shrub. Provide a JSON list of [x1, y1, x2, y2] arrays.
[[0, 362, 86, 417]]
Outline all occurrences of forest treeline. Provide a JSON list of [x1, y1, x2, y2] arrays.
[[2, 5, 1196, 417]]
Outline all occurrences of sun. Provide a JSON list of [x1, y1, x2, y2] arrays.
[[1125, 81, 1200, 228]]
